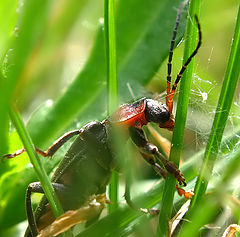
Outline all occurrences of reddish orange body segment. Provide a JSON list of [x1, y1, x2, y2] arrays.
[[109, 100, 148, 128], [120, 110, 148, 128], [176, 185, 194, 199]]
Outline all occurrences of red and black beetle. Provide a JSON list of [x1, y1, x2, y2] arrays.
[[108, 98, 174, 130]]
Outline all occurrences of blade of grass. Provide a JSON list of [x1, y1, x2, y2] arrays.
[[157, 0, 201, 235], [0, 1, 71, 229], [0, 71, 9, 160], [104, 0, 118, 112], [0, 0, 49, 159], [0, 0, 52, 176], [190, 3, 240, 210], [0, 0, 17, 158], [18, 0, 89, 108], [104, 0, 119, 212], [0, 0, 18, 62], [8, 107, 64, 219], [9, 107, 74, 237]]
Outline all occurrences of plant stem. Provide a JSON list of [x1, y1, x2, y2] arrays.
[[9, 108, 64, 219], [157, 0, 200, 235], [104, 0, 118, 213]]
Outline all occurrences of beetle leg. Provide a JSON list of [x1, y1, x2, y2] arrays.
[[26, 183, 39, 237], [154, 152, 186, 186], [26, 182, 71, 237], [39, 129, 82, 157], [140, 152, 167, 179], [2, 129, 82, 162], [129, 126, 186, 186]]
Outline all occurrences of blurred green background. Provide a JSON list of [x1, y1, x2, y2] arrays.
[[0, 0, 239, 236]]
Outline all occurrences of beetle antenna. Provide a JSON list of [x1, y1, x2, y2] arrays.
[[166, 1, 187, 97], [166, 14, 202, 113]]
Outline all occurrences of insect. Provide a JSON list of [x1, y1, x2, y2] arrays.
[[2, 5, 201, 237]]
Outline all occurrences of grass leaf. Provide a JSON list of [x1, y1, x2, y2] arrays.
[[157, 0, 201, 235], [104, 0, 119, 213], [190, 2, 240, 209]]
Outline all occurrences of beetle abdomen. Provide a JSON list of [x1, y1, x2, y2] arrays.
[[30, 122, 114, 236]]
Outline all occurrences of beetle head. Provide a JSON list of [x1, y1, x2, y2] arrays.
[[145, 99, 174, 131]]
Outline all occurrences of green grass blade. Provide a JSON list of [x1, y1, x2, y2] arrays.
[[104, 0, 119, 213], [0, 1, 52, 228], [8, 107, 64, 217], [8, 108, 74, 237], [0, 71, 9, 160], [104, 0, 118, 113], [157, 0, 201, 235], [0, 0, 49, 157], [0, 0, 18, 61], [0, 0, 18, 158], [190, 3, 240, 209], [0, 0, 65, 231]]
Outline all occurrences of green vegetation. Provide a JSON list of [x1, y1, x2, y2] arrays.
[[0, 0, 239, 236]]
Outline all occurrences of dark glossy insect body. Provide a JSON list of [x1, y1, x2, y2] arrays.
[[19, 97, 189, 237], [24, 98, 181, 237]]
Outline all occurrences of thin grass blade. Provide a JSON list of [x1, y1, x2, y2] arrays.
[[157, 0, 201, 235], [190, 3, 240, 209], [8, 108, 64, 218], [104, 0, 119, 213]]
